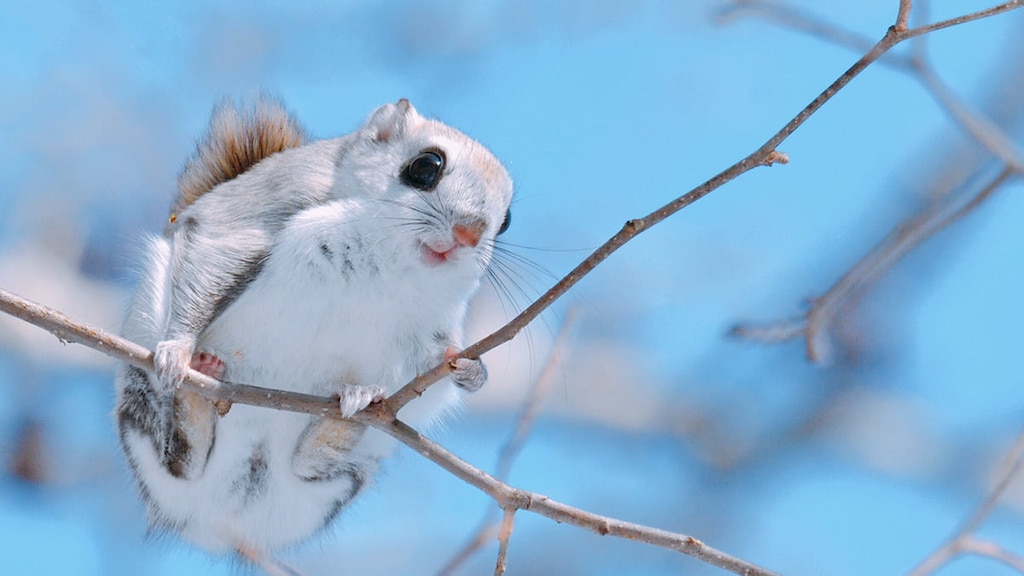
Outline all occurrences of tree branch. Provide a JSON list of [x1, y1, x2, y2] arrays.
[[718, 0, 1024, 171], [436, 310, 576, 576], [387, 0, 1024, 413], [903, 0, 1023, 39], [907, 427, 1024, 576], [0, 287, 778, 576], [721, 0, 1024, 360], [493, 507, 516, 576], [732, 165, 1016, 361]]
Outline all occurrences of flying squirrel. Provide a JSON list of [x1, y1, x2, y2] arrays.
[[115, 96, 513, 552]]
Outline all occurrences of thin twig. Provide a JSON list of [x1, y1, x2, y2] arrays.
[[236, 544, 306, 576], [801, 165, 1015, 361], [718, 0, 1024, 171], [914, 62, 1024, 171], [958, 535, 1024, 573], [436, 310, 576, 576], [717, 0, 912, 67], [895, 0, 914, 32], [906, 427, 1024, 576], [434, 525, 499, 576], [493, 507, 516, 576], [0, 288, 778, 576], [733, 165, 1015, 361], [961, 431, 1024, 535], [496, 309, 576, 480], [904, 0, 1023, 39], [384, 420, 780, 576]]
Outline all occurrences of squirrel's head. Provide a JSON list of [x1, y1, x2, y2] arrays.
[[336, 99, 514, 273]]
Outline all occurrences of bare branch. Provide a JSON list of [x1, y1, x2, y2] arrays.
[[718, 0, 1024, 171], [381, 418, 781, 574], [236, 544, 306, 576], [718, 1, 893, 59], [720, 0, 1023, 360], [914, 62, 1024, 171], [895, 0, 914, 31], [495, 309, 576, 480], [907, 427, 1024, 576], [733, 165, 1016, 361], [958, 535, 1024, 573], [434, 524, 499, 576], [962, 430, 1024, 535], [493, 507, 516, 576], [436, 311, 576, 576], [802, 166, 1014, 362], [386, 0, 1021, 412], [0, 287, 778, 576], [903, 0, 1023, 39]]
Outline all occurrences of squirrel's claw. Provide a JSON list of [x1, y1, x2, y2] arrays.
[[338, 384, 387, 418], [445, 347, 487, 393], [153, 338, 195, 394], [190, 351, 225, 380]]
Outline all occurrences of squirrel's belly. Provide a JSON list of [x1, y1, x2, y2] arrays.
[[198, 253, 416, 396]]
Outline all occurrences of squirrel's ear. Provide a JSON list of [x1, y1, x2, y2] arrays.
[[362, 99, 416, 143]]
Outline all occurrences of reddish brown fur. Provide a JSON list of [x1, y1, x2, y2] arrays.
[[172, 97, 307, 218]]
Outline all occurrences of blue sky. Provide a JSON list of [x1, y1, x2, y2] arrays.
[[1, 1, 1023, 575]]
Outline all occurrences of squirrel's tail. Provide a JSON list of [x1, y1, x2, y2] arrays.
[[172, 95, 307, 221]]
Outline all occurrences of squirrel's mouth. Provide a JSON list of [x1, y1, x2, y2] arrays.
[[420, 224, 481, 266], [420, 241, 460, 266]]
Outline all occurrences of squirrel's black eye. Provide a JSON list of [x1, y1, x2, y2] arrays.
[[402, 150, 445, 191], [497, 208, 511, 235]]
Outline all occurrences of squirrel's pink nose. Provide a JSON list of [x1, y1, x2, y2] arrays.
[[452, 221, 484, 248]]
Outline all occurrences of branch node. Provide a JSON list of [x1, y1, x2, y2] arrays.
[[214, 399, 233, 417], [764, 150, 790, 166], [371, 398, 399, 423], [625, 218, 646, 233], [502, 488, 533, 511]]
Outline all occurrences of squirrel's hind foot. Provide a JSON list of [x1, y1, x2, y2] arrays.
[[190, 351, 225, 380], [445, 347, 487, 393]]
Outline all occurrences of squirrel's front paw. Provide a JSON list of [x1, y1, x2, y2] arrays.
[[445, 347, 487, 393], [153, 338, 195, 394], [338, 384, 387, 418]]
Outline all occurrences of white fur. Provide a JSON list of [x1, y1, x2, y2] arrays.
[[115, 101, 513, 552]]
